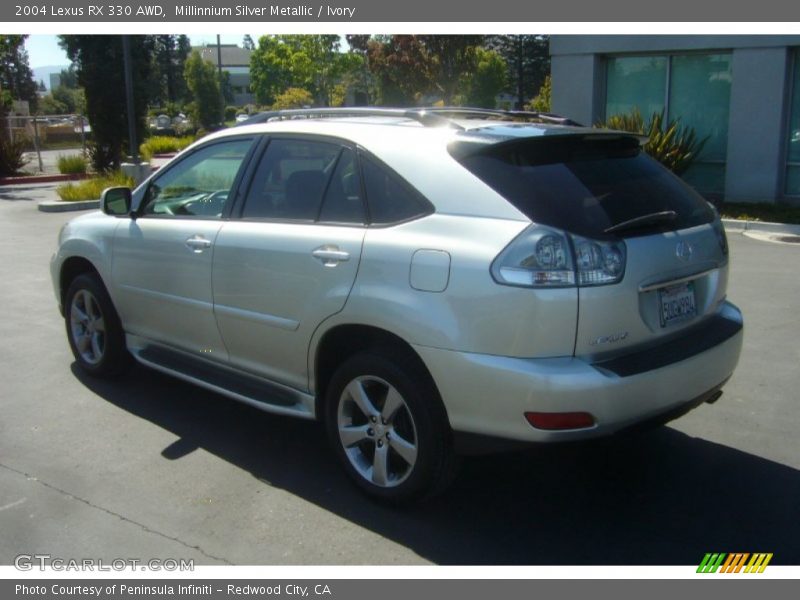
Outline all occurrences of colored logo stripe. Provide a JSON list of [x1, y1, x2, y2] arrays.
[[697, 553, 773, 573]]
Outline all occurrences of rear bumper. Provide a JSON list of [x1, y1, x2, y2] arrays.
[[415, 301, 743, 444]]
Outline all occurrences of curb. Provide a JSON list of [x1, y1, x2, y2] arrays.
[[0, 173, 91, 186], [38, 199, 99, 213], [722, 218, 800, 236]]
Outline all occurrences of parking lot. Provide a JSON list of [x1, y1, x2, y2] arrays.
[[0, 189, 798, 566]]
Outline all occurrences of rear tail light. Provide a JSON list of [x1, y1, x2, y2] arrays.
[[491, 225, 626, 288], [525, 411, 596, 430]]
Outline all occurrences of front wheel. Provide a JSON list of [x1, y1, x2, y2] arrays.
[[324, 350, 457, 504], [64, 273, 130, 377]]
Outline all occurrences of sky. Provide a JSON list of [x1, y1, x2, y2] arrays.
[[25, 34, 252, 68]]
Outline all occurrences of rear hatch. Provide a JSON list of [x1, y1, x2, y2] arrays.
[[451, 132, 729, 361]]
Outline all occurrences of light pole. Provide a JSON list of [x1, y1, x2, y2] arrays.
[[122, 35, 139, 164]]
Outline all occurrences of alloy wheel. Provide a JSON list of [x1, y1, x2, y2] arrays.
[[336, 375, 419, 488]]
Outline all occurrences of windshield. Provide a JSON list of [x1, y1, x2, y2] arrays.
[[450, 135, 715, 239]]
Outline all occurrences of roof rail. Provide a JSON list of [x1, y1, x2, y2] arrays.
[[422, 107, 583, 127], [234, 106, 582, 129], [236, 107, 463, 129]]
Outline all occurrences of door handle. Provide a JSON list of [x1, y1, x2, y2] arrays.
[[185, 235, 212, 252], [312, 246, 350, 266]]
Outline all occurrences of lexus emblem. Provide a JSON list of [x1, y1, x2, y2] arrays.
[[676, 241, 693, 261]]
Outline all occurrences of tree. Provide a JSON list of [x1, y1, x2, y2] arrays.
[[38, 87, 85, 115], [465, 47, 507, 108], [249, 36, 296, 105], [345, 35, 373, 104], [220, 71, 234, 104], [0, 35, 38, 112], [250, 35, 357, 107], [365, 35, 436, 106], [418, 35, 484, 105], [184, 50, 223, 129], [487, 35, 550, 109], [58, 65, 79, 89], [59, 35, 153, 171], [242, 35, 255, 51], [150, 34, 191, 107]]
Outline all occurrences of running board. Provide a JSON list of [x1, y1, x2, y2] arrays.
[[128, 339, 315, 420]]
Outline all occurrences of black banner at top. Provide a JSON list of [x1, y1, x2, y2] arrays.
[[3, 0, 800, 22]]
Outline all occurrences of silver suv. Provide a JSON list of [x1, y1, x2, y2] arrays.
[[51, 108, 743, 503]]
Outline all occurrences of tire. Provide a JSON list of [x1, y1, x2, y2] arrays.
[[64, 273, 130, 377], [324, 348, 458, 504]]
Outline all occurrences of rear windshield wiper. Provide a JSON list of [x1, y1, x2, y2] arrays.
[[604, 210, 678, 235]]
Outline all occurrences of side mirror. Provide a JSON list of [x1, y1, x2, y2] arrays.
[[101, 187, 132, 217]]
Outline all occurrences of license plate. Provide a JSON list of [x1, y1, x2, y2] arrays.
[[659, 282, 696, 327]]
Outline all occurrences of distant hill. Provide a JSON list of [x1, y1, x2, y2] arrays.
[[32, 65, 70, 90]]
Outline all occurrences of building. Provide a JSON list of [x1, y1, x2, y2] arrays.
[[550, 35, 800, 204], [193, 44, 255, 106]]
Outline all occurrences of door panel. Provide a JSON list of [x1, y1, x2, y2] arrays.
[[212, 222, 364, 390], [112, 219, 227, 358], [111, 138, 255, 359], [212, 138, 366, 390]]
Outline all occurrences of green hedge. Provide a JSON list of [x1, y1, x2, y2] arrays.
[[57, 154, 88, 175], [56, 171, 134, 202], [139, 135, 195, 161]]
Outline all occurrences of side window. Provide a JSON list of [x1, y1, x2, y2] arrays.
[[141, 139, 253, 218], [318, 148, 365, 224], [241, 139, 340, 221], [361, 156, 431, 224]]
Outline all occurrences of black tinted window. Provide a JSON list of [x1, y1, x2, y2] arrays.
[[319, 148, 365, 224], [362, 157, 430, 224], [242, 139, 340, 220], [452, 136, 715, 238]]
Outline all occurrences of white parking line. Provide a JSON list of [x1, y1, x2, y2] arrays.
[[0, 498, 26, 512]]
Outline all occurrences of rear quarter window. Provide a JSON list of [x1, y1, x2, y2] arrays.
[[451, 135, 715, 239], [361, 155, 432, 225]]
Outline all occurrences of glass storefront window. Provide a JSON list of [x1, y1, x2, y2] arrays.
[[670, 54, 732, 193], [786, 49, 800, 196], [604, 53, 732, 195], [606, 56, 667, 120]]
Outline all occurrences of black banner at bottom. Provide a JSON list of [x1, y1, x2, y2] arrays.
[[3, 579, 797, 600]]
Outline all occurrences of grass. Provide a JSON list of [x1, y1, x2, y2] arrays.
[[720, 202, 800, 225], [56, 154, 88, 175], [139, 135, 195, 161], [56, 171, 134, 202]]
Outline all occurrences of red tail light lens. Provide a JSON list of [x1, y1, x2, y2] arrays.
[[525, 411, 596, 430]]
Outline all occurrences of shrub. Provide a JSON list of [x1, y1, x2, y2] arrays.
[[57, 154, 88, 175], [87, 141, 122, 173], [56, 170, 134, 202], [271, 88, 314, 110], [139, 135, 195, 161], [596, 108, 707, 176], [526, 75, 552, 113], [224, 106, 238, 121], [0, 135, 30, 176]]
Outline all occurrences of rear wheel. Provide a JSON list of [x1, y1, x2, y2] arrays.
[[325, 349, 457, 503], [65, 273, 130, 377]]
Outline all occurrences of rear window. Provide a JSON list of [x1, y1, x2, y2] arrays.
[[451, 135, 715, 239]]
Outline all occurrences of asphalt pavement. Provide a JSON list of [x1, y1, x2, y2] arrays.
[[0, 191, 798, 566]]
